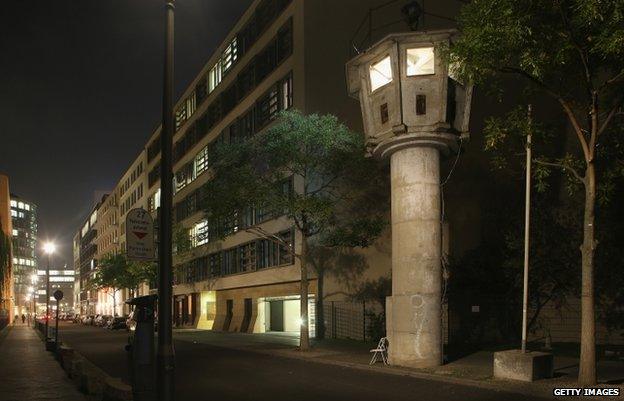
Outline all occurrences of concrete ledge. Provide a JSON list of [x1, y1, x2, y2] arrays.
[[103, 377, 133, 401], [58, 345, 74, 370], [493, 349, 553, 382]]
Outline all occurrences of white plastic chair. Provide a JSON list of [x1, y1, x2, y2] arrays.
[[369, 337, 388, 365]]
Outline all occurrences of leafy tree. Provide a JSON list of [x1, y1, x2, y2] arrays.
[[306, 245, 371, 339], [89, 253, 156, 316], [450, 0, 624, 384], [203, 110, 387, 350]]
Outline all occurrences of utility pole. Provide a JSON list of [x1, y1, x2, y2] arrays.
[[157, 1, 175, 400], [521, 104, 532, 353]]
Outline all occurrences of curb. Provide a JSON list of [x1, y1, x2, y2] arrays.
[[41, 334, 133, 401]]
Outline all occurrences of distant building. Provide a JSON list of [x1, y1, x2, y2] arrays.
[[9, 195, 38, 317], [36, 263, 74, 314]]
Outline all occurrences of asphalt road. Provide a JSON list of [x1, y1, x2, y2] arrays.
[[58, 322, 550, 401]]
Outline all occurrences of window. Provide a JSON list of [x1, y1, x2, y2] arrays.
[[195, 146, 208, 176], [255, 84, 279, 128], [406, 47, 435, 76], [190, 220, 209, 247], [209, 63, 222, 93], [369, 56, 393, 91], [281, 74, 293, 110], [186, 93, 197, 118], [222, 38, 238, 75], [10, 200, 16, 207]]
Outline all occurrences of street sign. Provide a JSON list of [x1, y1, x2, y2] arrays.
[[126, 208, 155, 261], [53, 290, 63, 301]]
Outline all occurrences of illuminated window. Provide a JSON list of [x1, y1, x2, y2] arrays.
[[12, 229, 18, 236], [18, 202, 24, 209], [24, 203, 30, 211], [10, 200, 16, 207], [208, 63, 222, 93], [186, 94, 196, 118], [190, 220, 209, 248], [222, 38, 238, 75], [406, 47, 435, 76], [195, 146, 209, 176], [369, 56, 393, 91]]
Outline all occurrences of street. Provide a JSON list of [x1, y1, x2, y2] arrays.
[[57, 323, 550, 401]]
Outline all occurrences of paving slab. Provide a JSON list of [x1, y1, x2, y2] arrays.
[[0, 324, 87, 401]]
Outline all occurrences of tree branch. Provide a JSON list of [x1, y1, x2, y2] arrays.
[[599, 69, 624, 91], [534, 159, 585, 183], [597, 95, 624, 137], [498, 66, 591, 162]]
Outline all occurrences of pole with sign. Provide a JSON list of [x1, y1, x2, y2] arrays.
[[126, 208, 156, 261]]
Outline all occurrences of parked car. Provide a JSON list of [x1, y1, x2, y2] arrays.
[[82, 315, 94, 325], [65, 312, 75, 321], [108, 316, 127, 330], [103, 315, 115, 329], [72, 314, 81, 323], [95, 315, 112, 327]]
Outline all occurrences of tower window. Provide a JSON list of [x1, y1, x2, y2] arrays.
[[406, 47, 435, 76], [369, 56, 393, 91]]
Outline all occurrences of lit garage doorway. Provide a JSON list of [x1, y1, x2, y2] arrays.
[[256, 295, 315, 338]]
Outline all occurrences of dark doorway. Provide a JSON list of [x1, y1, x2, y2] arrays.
[[223, 299, 233, 331], [269, 300, 284, 331], [240, 298, 252, 333]]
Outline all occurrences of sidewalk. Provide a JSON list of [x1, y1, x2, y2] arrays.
[[0, 323, 86, 401], [174, 330, 624, 400]]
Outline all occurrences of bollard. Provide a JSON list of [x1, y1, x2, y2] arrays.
[[126, 294, 157, 401]]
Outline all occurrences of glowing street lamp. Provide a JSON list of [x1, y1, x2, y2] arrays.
[[43, 241, 56, 340]]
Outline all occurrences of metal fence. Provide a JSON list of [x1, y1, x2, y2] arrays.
[[323, 301, 377, 342]]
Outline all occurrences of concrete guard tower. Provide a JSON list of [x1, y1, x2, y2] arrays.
[[346, 29, 473, 368]]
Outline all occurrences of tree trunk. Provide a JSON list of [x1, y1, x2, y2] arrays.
[[578, 162, 597, 385], [300, 235, 310, 351], [316, 270, 325, 340]]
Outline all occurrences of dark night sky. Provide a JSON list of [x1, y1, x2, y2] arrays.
[[0, 0, 252, 266]]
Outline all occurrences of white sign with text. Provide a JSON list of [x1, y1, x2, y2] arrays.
[[126, 208, 155, 261]]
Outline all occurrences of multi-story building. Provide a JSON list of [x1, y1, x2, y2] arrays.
[[142, 0, 399, 333], [76, 196, 107, 315], [36, 263, 75, 314], [0, 174, 14, 325], [9, 195, 38, 317]]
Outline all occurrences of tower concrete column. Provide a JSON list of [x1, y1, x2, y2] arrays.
[[387, 146, 442, 368]]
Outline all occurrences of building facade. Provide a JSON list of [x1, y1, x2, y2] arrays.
[[9, 195, 38, 317], [76, 196, 107, 315], [0, 174, 14, 325]]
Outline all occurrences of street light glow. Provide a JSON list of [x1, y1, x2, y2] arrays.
[[43, 242, 56, 254]]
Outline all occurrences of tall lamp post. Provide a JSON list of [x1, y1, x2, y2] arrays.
[[31, 273, 38, 326], [158, 1, 175, 401], [43, 242, 56, 340]]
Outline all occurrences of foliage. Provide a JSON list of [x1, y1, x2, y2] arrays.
[[89, 253, 156, 295], [203, 110, 389, 348], [451, 0, 624, 384], [204, 110, 387, 243]]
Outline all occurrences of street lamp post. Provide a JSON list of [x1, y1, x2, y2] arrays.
[[157, 2, 175, 401], [43, 242, 56, 340]]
